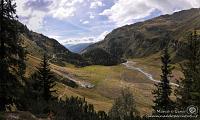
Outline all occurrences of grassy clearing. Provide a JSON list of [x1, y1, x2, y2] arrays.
[[53, 63, 156, 114]]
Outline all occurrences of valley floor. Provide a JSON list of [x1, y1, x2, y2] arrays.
[[27, 55, 183, 115]]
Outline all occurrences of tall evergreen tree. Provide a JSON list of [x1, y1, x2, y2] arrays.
[[32, 53, 56, 102], [152, 47, 175, 114], [0, 0, 26, 111], [175, 30, 200, 111]]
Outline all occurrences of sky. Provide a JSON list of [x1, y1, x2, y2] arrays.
[[15, 0, 200, 45]]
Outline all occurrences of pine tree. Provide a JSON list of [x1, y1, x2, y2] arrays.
[[175, 30, 200, 111], [0, 0, 26, 111], [152, 47, 175, 114], [34, 53, 56, 102]]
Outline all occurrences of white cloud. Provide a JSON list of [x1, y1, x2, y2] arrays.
[[15, 0, 46, 30], [90, 0, 104, 9], [89, 14, 95, 19], [63, 37, 95, 44], [26, 11, 46, 30], [51, 7, 76, 20], [96, 31, 109, 41], [48, 35, 62, 40], [63, 30, 110, 45], [16, 0, 84, 30], [82, 21, 89, 24], [49, 0, 84, 20], [88, 12, 95, 19], [16, 0, 31, 17], [100, 0, 200, 26]]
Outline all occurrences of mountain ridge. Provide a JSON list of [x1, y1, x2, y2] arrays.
[[16, 21, 90, 66], [83, 8, 200, 62]]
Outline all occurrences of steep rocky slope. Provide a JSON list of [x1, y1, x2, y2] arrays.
[[84, 8, 200, 62], [16, 22, 89, 66]]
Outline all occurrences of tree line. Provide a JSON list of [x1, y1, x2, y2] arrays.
[[0, 0, 200, 120]]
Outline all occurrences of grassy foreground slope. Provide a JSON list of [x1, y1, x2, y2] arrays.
[[26, 55, 182, 115]]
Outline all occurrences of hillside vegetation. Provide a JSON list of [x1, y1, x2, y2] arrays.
[[84, 8, 200, 62], [16, 22, 90, 66]]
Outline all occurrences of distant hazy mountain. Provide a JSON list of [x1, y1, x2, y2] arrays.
[[84, 8, 200, 62], [65, 43, 92, 53]]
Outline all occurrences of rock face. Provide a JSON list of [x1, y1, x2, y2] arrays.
[[84, 8, 200, 62]]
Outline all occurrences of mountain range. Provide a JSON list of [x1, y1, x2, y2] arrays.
[[16, 22, 121, 66], [83, 8, 200, 63], [65, 43, 92, 53], [17, 8, 200, 67]]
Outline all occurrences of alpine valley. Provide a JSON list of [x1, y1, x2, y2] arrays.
[[1, 6, 200, 119]]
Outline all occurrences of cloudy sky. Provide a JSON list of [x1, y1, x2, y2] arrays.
[[16, 0, 200, 45]]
